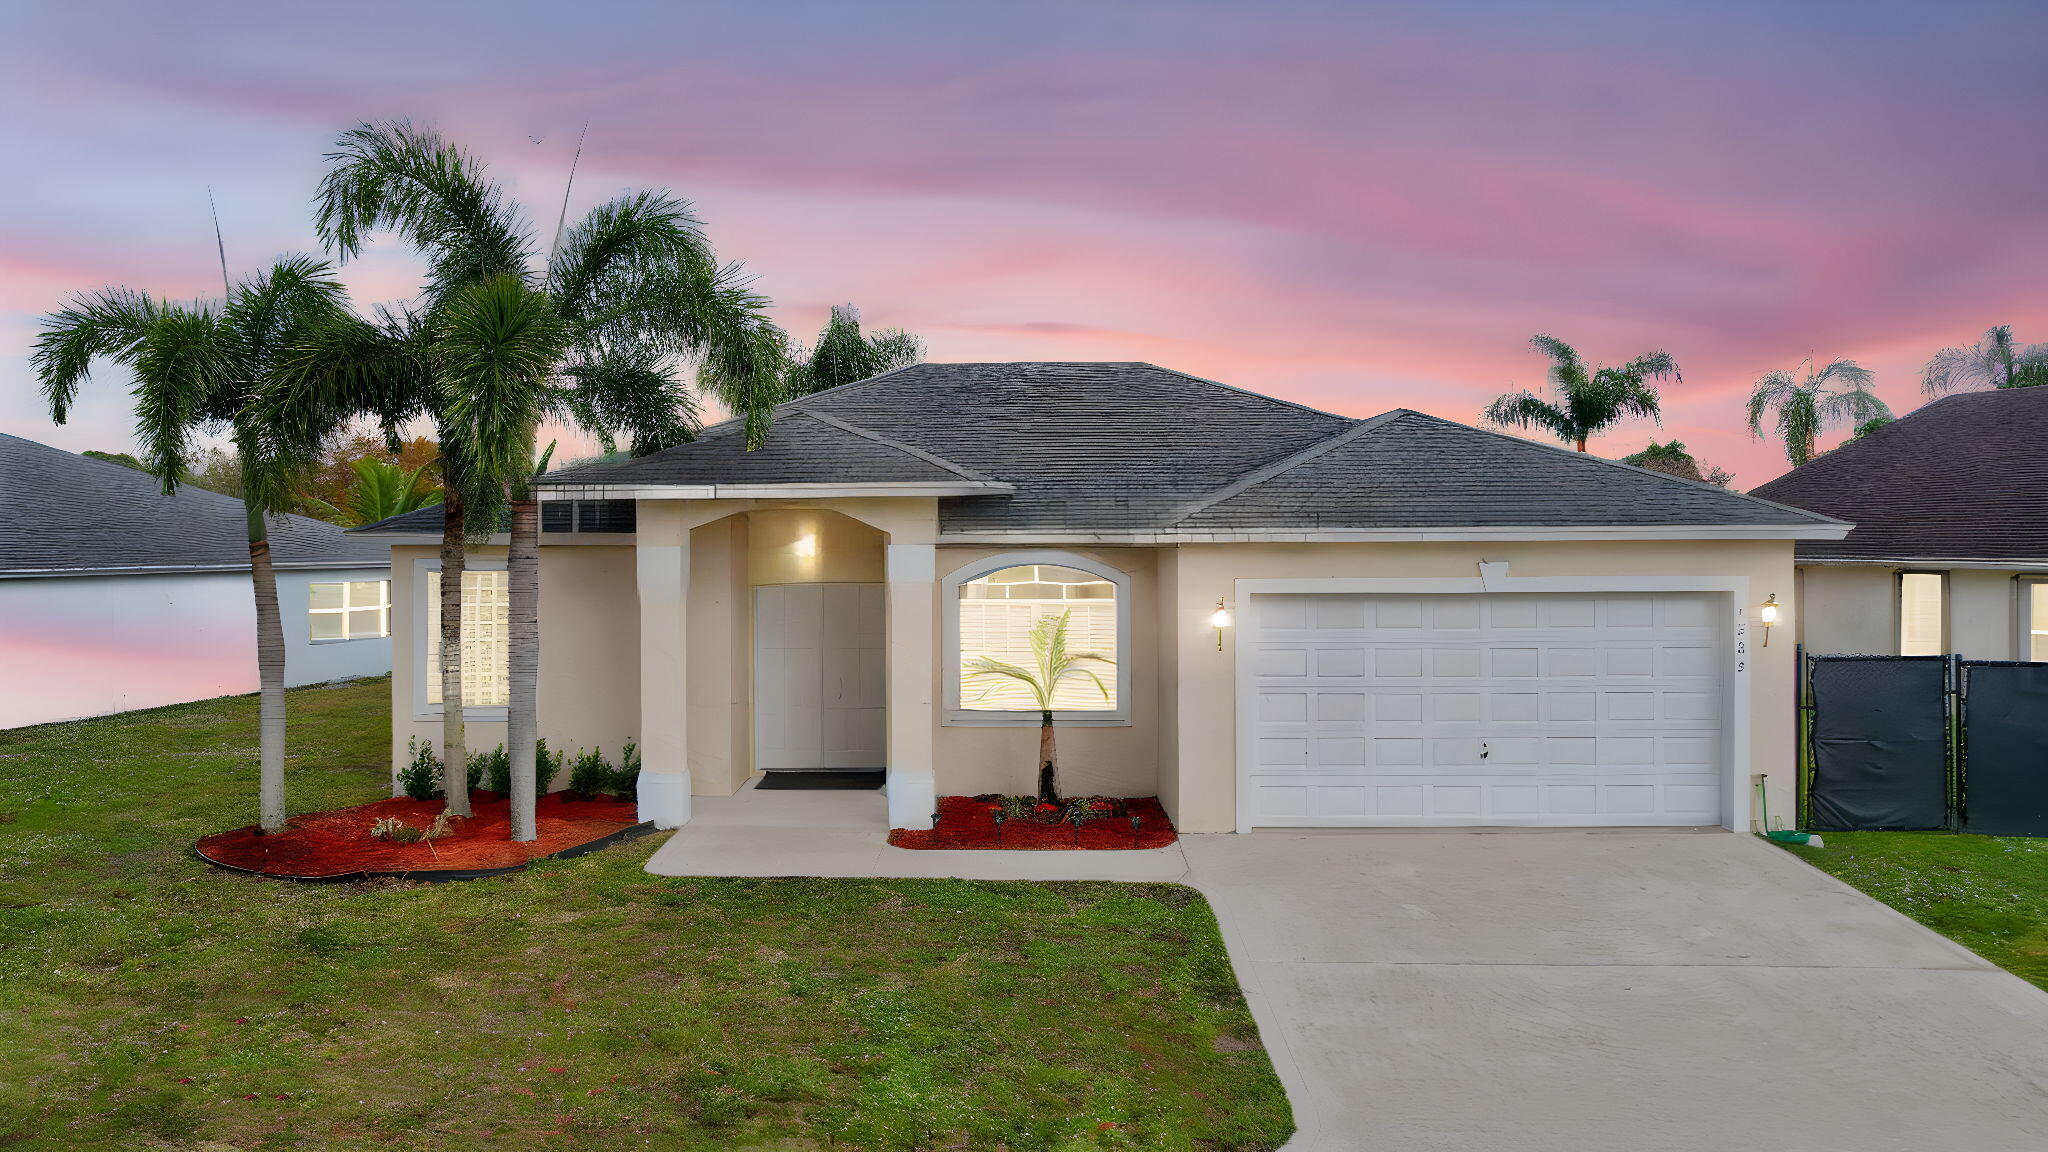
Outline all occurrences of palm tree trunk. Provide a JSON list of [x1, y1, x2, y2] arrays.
[[1574, 436, 1587, 452], [1038, 710, 1060, 805], [506, 491, 541, 842], [437, 485, 470, 816], [245, 501, 288, 833]]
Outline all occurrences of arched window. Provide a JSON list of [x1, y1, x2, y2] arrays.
[[943, 551, 1130, 724]]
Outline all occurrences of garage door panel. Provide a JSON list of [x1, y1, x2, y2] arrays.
[[1244, 591, 1726, 827]]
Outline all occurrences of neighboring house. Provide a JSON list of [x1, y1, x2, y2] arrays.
[[1749, 388, 2048, 661], [352, 363, 1846, 834], [0, 433, 393, 728]]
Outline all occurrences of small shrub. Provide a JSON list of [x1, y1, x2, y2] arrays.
[[535, 737, 566, 790], [398, 738, 441, 800], [611, 742, 641, 802], [464, 748, 489, 791], [476, 745, 510, 794], [567, 748, 612, 799]]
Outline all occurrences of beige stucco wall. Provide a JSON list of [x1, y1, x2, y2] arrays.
[[1159, 539, 1800, 834], [931, 545, 1162, 799], [389, 544, 640, 790], [1796, 563, 2026, 660]]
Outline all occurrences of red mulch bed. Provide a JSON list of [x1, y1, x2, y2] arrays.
[[195, 791, 647, 880], [888, 795, 1177, 851]]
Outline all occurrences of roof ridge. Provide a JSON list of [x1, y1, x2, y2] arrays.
[[798, 410, 1000, 483], [1168, 412, 1401, 524]]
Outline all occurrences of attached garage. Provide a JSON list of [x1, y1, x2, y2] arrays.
[[1239, 588, 1731, 828]]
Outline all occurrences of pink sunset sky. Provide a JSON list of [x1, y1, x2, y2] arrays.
[[4, 0, 2044, 487]]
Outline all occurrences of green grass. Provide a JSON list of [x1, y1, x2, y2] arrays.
[[0, 679, 1291, 1150], [1777, 830, 2048, 990]]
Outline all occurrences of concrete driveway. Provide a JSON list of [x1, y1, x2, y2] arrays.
[[1193, 829, 2048, 1151], [647, 790, 2048, 1149]]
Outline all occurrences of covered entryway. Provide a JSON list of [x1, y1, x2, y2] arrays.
[[1240, 590, 1728, 827]]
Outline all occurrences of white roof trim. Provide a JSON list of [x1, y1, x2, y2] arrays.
[[938, 523, 1853, 544], [540, 481, 1012, 500], [0, 560, 392, 580], [1798, 557, 2048, 573]]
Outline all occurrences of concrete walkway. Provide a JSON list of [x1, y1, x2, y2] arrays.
[[646, 785, 2048, 1150]]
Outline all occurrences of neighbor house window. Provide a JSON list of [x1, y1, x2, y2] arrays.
[[424, 568, 509, 709], [1898, 571, 1948, 656], [309, 580, 390, 641], [944, 553, 1129, 722], [2023, 579, 2048, 662]]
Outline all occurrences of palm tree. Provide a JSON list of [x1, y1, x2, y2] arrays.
[[303, 457, 443, 527], [1483, 335, 1678, 451], [33, 257, 354, 831], [1747, 357, 1892, 467], [312, 120, 779, 840], [784, 304, 923, 396], [1921, 325, 2048, 394], [962, 611, 1114, 805]]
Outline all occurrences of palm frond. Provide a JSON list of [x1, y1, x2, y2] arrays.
[[315, 120, 533, 300], [437, 275, 570, 503], [30, 287, 162, 422], [1482, 391, 1575, 440]]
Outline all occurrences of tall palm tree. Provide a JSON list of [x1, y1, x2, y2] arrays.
[[784, 304, 923, 396], [1747, 356, 1891, 467], [1483, 335, 1678, 451], [312, 120, 779, 840], [963, 611, 1114, 805], [33, 257, 354, 831], [1921, 325, 2048, 394]]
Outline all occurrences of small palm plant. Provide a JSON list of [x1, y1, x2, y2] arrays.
[[303, 457, 443, 527], [1922, 325, 2048, 394], [963, 611, 1114, 805]]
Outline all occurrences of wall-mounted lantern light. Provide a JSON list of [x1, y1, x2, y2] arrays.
[[1759, 593, 1779, 646], [1211, 598, 1234, 650]]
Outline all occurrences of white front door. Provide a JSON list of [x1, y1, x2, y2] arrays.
[[754, 583, 886, 771], [1240, 591, 1727, 827]]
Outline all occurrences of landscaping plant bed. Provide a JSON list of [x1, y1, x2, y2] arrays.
[[195, 791, 651, 881], [889, 794, 1177, 850]]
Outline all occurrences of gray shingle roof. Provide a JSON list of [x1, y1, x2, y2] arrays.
[[1748, 387, 2048, 563], [507, 361, 1841, 537], [1179, 410, 1829, 528], [0, 432, 389, 576], [544, 409, 1001, 489]]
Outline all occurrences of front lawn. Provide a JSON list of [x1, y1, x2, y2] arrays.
[[1776, 831, 2048, 991], [0, 678, 1291, 1150]]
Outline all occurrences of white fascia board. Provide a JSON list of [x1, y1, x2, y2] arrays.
[[541, 481, 1012, 500], [937, 523, 1854, 545], [0, 560, 391, 580], [1798, 557, 2048, 573]]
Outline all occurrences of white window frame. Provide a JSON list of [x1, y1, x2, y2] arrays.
[[308, 578, 391, 643], [942, 550, 1132, 727], [412, 557, 509, 722], [1896, 570, 1950, 656], [2019, 576, 2048, 663]]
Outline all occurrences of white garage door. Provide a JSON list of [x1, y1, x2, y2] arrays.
[[1241, 592, 1726, 827]]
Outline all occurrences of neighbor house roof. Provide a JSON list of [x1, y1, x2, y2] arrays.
[[362, 362, 1846, 541], [1748, 387, 2048, 565], [0, 432, 390, 578]]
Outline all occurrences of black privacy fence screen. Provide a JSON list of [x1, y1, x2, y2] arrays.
[[1796, 649, 2048, 835]]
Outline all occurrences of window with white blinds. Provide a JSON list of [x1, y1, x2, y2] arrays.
[[1898, 571, 1947, 656], [957, 563, 1119, 712], [424, 569, 510, 708]]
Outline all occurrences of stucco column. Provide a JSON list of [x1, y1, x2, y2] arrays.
[[635, 503, 691, 828], [885, 542, 938, 829]]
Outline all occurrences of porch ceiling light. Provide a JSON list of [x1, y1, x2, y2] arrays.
[[792, 533, 818, 559], [1759, 593, 1779, 646], [1211, 598, 1234, 650]]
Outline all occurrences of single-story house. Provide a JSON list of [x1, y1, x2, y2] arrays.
[[352, 363, 1847, 834], [1749, 387, 2047, 661], [0, 432, 394, 728]]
